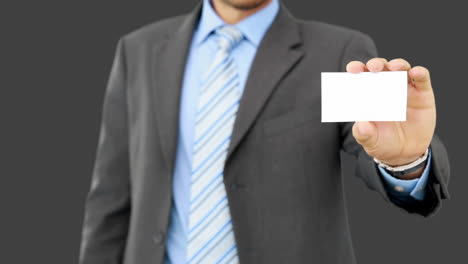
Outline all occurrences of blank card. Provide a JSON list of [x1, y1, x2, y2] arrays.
[[321, 71, 407, 122]]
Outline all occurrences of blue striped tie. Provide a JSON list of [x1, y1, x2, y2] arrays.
[[186, 25, 243, 264]]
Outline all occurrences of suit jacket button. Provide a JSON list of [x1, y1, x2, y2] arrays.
[[153, 231, 165, 245], [230, 183, 239, 190]]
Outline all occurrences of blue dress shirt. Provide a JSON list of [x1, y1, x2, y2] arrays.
[[165, 0, 431, 262], [378, 151, 431, 200]]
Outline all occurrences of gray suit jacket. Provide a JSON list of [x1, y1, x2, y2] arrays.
[[80, 2, 450, 263]]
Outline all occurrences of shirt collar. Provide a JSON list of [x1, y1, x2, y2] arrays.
[[195, 0, 280, 47]]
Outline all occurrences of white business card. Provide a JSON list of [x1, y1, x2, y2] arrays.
[[321, 71, 407, 122]]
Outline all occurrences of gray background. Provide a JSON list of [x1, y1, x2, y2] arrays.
[[1, 0, 467, 263]]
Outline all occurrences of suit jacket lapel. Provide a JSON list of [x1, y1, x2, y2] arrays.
[[227, 4, 304, 159], [151, 2, 202, 175], [151, 2, 304, 173]]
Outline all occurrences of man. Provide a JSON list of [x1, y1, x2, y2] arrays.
[[79, 0, 450, 263]]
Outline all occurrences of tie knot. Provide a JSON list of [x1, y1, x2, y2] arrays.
[[214, 25, 243, 52]]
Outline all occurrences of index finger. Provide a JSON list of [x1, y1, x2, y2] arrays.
[[346, 61, 367, 73]]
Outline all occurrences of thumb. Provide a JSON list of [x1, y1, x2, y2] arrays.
[[352, 121, 378, 150]]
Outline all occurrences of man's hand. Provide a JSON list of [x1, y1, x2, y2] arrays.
[[346, 58, 436, 177]]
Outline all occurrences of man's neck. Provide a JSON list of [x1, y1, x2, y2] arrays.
[[211, 0, 273, 24]]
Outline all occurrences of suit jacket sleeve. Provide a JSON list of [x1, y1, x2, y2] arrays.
[[79, 38, 130, 264], [338, 32, 450, 217]]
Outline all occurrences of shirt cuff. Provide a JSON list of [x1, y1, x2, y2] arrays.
[[378, 149, 432, 201]]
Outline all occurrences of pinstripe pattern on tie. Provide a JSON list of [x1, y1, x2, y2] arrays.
[[186, 25, 242, 264]]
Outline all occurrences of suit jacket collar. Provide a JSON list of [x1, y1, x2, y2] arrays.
[[226, 2, 304, 160], [151, 1, 304, 176], [150, 2, 202, 175]]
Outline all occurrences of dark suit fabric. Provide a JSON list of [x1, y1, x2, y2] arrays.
[[79, 2, 450, 264]]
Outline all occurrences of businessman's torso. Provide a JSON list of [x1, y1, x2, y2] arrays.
[[118, 6, 373, 264]]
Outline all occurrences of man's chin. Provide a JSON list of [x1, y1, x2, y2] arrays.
[[221, 0, 270, 10]]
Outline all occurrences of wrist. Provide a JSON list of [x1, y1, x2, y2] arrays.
[[395, 163, 426, 180], [374, 149, 429, 178], [376, 149, 428, 167]]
